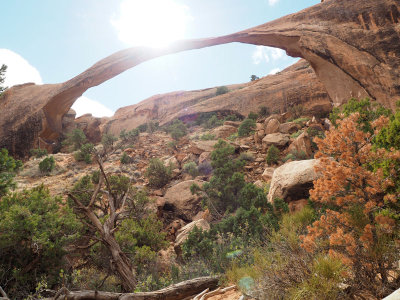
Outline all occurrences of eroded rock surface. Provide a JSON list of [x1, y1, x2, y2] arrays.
[[2, 0, 399, 157]]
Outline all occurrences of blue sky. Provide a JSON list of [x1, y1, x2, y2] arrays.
[[1, 0, 318, 117]]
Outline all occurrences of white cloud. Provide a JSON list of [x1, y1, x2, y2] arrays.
[[0, 48, 113, 118], [269, 68, 281, 75], [0, 49, 43, 87], [252, 46, 286, 65], [268, 0, 280, 6], [72, 96, 114, 118]]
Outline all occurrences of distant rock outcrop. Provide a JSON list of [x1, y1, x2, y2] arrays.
[[1, 0, 398, 157]]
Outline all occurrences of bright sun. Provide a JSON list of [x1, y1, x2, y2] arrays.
[[112, 0, 192, 48]]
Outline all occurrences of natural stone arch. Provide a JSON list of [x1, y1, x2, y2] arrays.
[[1, 0, 399, 157]]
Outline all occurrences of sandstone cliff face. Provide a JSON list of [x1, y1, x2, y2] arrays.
[[104, 60, 332, 135], [1, 0, 398, 157]]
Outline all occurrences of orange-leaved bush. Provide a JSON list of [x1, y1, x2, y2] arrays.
[[301, 113, 400, 297]]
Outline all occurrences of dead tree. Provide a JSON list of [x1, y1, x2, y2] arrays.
[[67, 155, 136, 291]]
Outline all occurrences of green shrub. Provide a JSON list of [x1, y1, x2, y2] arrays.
[[168, 120, 187, 140], [30, 148, 48, 158], [197, 161, 212, 175], [196, 140, 247, 216], [0, 148, 22, 197], [120, 128, 139, 143], [145, 158, 172, 188], [200, 133, 216, 141], [74, 143, 94, 164], [137, 123, 148, 133], [0, 185, 80, 299], [227, 133, 238, 141], [239, 152, 254, 162], [216, 86, 229, 96], [39, 156, 55, 174], [291, 117, 310, 126], [120, 152, 132, 164], [266, 145, 280, 165], [204, 114, 223, 129], [290, 129, 304, 139], [183, 162, 199, 178], [102, 133, 117, 152], [258, 106, 270, 118], [282, 150, 308, 163], [248, 112, 258, 121], [329, 97, 391, 133], [62, 128, 87, 151], [238, 119, 256, 137], [224, 114, 240, 122]]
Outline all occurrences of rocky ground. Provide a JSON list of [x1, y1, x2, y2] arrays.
[[14, 111, 330, 297]]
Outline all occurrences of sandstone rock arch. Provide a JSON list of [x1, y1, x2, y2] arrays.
[[1, 0, 399, 157]]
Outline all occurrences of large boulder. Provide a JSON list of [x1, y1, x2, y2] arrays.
[[174, 219, 210, 248], [75, 114, 103, 143], [288, 131, 313, 158], [212, 125, 237, 139], [163, 180, 204, 221], [262, 167, 275, 182], [189, 140, 218, 155], [268, 159, 320, 202], [279, 122, 301, 134], [265, 119, 280, 135], [262, 133, 290, 150]]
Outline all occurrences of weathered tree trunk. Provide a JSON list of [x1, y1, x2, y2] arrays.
[[52, 277, 219, 300]]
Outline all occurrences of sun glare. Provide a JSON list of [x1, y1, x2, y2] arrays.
[[112, 0, 192, 48]]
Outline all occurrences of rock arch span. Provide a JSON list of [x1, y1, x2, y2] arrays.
[[1, 0, 399, 157]]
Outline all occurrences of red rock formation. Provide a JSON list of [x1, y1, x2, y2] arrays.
[[104, 60, 332, 135], [1, 0, 398, 156]]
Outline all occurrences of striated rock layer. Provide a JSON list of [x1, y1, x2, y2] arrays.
[[1, 0, 399, 157], [104, 60, 332, 135]]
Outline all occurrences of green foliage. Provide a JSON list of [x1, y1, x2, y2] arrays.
[[329, 97, 391, 133], [374, 110, 400, 150], [258, 106, 270, 118], [116, 216, 168, 271], [62, 128, 87, 151], [204, 114, 223, 129], [0, 64, 7, 95], [145, 158, 172, 188], [137, 123, 148, 133], [167, 119, 187, 140], [39, 156, 55, 174], [30, 148, 48, 158], [102, 133, 118, 152], [120, 128, 139, 144], [227, 132, 238, 141], [224, 114, 240, 122], [146, 121, 159, 133], [120, 152, 132, 164], [283, 150, 307, 163], [216, 86, 229, 96], [307, 126, 325, 151], [290, 129, 304, 139], [238, 118, 256, 137], [183, 162, 199, 178], [291, 117, 310, 126], [238, 152, 254, 162], [289, 255, 348, 300], [250, 75, 259, 81], [0, 186, 80, 298], [200, 133, 216, 140], [74, 143, 94, 164], [247, 112, 258, 121], [0, 148, 22, 197], [266, 145, 280, 165]]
